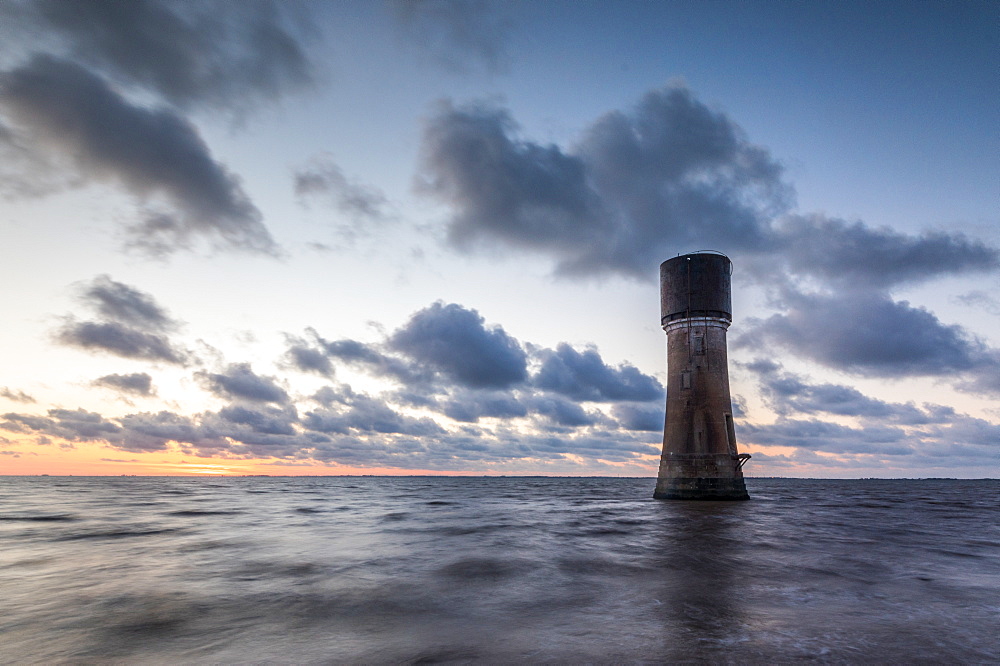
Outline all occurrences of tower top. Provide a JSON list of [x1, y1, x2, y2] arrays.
[[660, 252, 732, 326]]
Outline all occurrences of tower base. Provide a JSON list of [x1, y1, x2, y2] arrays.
[[653, 453, 750, 500], [653, 476, 749, 500]]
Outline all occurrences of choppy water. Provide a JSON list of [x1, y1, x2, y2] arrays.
[[1, 477, 998, 664]]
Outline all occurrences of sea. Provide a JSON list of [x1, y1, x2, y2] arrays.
[[1, 476, 998, 664]]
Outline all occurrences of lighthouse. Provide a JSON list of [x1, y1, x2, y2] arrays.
[[654, 252, 750, 500]]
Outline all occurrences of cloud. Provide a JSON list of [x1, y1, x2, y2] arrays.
[[612, 404, 665, 432], [293, 304, 536, 403], [741, 418, 911, 455], [82, 275, 175, 331], [389, 0, 512, 74], [283, 334, 335, 378], [740, 411, 1000, 470], [1, 408, 122, 442], [532, 343, 664, 402], [954, 290, 1000, 316], [732, 361, 999, 466], [742, 360, 956, 424], [217, 404, 298, 436], [769, 215, 999, 289], [93, 373, 155, 397], [1, 374, 989, 474], [388, 302, 528, 388], [288, 301, 664, 430], [289, 333, 431, 387], [196, 363, 290, 404], [418, 99, 605, 266], [0, 299, 667, 467], [0, 387, 35, 404], [439, 388, 527, 423], [116, 411, 209, 452], [0, 55, 277, 256], [419, 84, 999, 286], [56, 320, 187, 364], [303, 388, 444, 437], [736, 291, 1000, 394], [523, 394, 598, 428], [18, 0, 315, 113], [417, 86, 789, 278], [294, 155, 390, 221], [55, 276, 189, 364]]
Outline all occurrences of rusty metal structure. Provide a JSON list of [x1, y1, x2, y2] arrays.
[[654, 252, 750, 500]]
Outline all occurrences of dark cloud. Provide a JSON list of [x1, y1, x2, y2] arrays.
[[0, 55, 277, 256], [283, 335, 335, 378], [524, 394, 597, 428], [390, 0, 512, 74], [1, 408, 122, 442], [741, 418, 912, 456], [56, 320, 187, 364], [56, 276, 189, 364], [923, 415, 1000, 451], [418, 86, 789, 278], [218, 404, 298, 436], [770, 215, 999, 288], [0, 387, 35, 403], [440, 388, 527, 423], [93, 372, 155, 397], [388, 302, 527, 388], [82, 275, 175, 331], [116, 411, 211, 452], [419, 84, 999, 287], [733, 363, 1000, 463], [737, 291, 1000, 394], [283, 301, 664, 437], [532, 343, 663, 402], [22, 0, 315, 112], [327, 339, 429, 386], [196, 363, 289, 404], [303, 386, 444, 437], [612, 404, 664, 432], [743, 360, 956, 425], [294, 155, 390, 221], [418, 99, 605, 265]]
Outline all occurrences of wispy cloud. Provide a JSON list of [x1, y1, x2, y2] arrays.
[[0, 387, 35, 404], [389, 0, 513, 74], [294, 155, 390, 222]]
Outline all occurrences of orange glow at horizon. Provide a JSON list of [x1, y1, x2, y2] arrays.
[[0, 437, 531, 477], [0, 435, 854, 478]]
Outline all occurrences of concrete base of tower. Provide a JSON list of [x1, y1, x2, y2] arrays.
[[653, 453, 750, 500], [653, 476, 749, 500]]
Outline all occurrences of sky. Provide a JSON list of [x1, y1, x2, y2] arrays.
[[0, 0, 997, 478]]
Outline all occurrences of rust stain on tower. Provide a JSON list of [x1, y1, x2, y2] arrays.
[[654, 252, 750, 500]]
